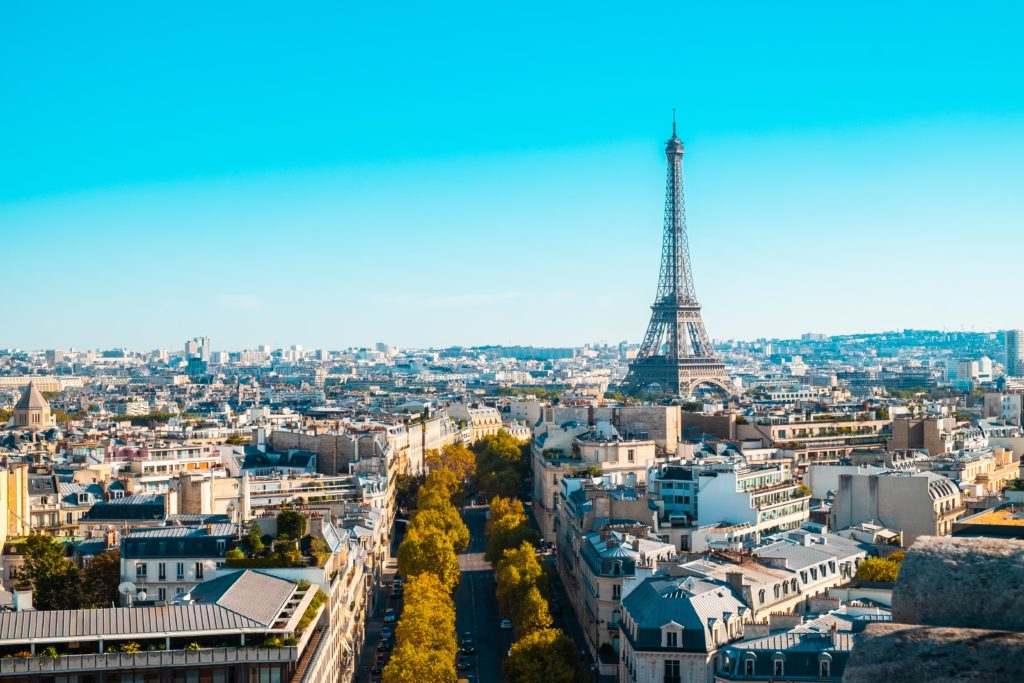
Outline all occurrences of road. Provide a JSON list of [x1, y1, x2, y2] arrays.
[[455, 505, 512, 682]]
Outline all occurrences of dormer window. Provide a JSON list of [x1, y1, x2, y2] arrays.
[[819, 653, 832, 678], [78, 493, 90, 505], [743, 654, 756, 676], [773, 654, 785, 677]]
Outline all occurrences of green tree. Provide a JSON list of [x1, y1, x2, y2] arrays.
[[505, 628, 582, 683], [19, 535, 81, 610], [486, 509, 537, 564], [495, 542, 545, 616], [276, 509, 307, 539], [243, 522, 265, 555], [81, 550, 121, 608]]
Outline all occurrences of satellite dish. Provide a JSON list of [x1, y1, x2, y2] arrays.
[[137, 590, 147, 601], [118, 582, 137, 596]]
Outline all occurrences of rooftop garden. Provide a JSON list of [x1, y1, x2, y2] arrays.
[[225, 510, 331, 568]]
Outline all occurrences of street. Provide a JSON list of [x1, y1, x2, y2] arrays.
[[456, 505, 512, 682]]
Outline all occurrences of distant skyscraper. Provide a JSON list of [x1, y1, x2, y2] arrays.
[[184, 336, 211, 362], [1007, 329, 1024, 376], [622, 116, 730, 397]]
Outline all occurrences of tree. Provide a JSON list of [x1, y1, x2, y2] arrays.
[[855, 555, 903, 584], [276, 509, 307, 539], [397, 527, 461, 592], [243, 522, 265, 555], [486, 509, 536, 564], [396, 574, 457, 659], [425, 444, 477, 482], [495, 542, 545, 616], [487, 496, 525, 534], [383, 644, 457, 683], [409, 506, 469, 553], [82, 550, 121, 608], [19, 535, 81, 610], [474, 432, 528, 501], [396, 473, 425, 511], [514, 586, 552, 639], [505, 628, 582, 683]]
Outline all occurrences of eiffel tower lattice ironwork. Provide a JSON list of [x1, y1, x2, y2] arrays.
[[623, 116, 731, 397]]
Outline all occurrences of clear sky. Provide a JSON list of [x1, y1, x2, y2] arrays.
[[2, 2, 1022, 351]]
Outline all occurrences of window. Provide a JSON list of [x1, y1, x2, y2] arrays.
[[158, 587, 166, 602], [158, 563, 166, 581], [136, 562, 147, 578], [613, 584, 621, 600], [743, 657, 755, 676], [627, 449, 635, 463], [758, 589, 765, 604], [665, 631, 678, 647], [773, 657, 784, 677], [774, 584, 780, 599], [195, 562, 204, 579], [65, 512, 73, 524], [820, 658, 831, 678], [663, 660, 681, 683], [177, 562, 185, 580]]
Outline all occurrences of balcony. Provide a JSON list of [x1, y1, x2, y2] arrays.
[[0, 646, 297, 675]]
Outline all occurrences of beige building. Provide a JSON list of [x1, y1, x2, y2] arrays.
[[0, 464, 30, 554], [830, 469, 964, 546], [889, 416, 957, 456], [532, 421, 658, 541], [11, 383, 54, 431], [447, 402, 503, 442]]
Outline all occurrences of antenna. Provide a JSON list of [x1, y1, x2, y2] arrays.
[[118, 581, 137, 607], [672, 108, 677, 137]]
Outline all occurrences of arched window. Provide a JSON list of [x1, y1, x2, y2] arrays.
[[773, 584, 780, 599], [758, 589, 766, 604], [791, 578, 798, 593], [773, 654, 785, 677], [743, 654, 756, 676], [819, 653, 833, 678]]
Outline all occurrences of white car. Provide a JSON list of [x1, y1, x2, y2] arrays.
[[499, 618, 512, 630]]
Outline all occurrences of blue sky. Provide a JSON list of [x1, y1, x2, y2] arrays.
[[2, 2, 1022, 350]]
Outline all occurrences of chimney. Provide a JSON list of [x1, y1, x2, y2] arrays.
[[105, 526, 118, 549], [726, 570, 744, 595]]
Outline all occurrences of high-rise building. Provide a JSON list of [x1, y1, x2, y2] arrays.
[[622, 116, 731, 397], [185, 336, 211, 362], [1006, 329, 1024, 377]]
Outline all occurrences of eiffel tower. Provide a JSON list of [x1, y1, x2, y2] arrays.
[[623, 115, 731, 398]]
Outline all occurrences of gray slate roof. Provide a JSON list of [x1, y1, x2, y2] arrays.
[[0, 604, 264, 645]]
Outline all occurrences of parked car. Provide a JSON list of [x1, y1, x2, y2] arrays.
[[457, 657, 473, 671], [380, 626, 394, 640], [383, 608, 397, 623], [499, 618, 512, 630]]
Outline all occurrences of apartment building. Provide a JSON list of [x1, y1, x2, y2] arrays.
[[619, 574, 747, 683], [828, 468, 964, 545], [694, 462, 810, 547], [120, 523, 236, 604], [532, 421, 657, 541], [0, 570, 325, 682]]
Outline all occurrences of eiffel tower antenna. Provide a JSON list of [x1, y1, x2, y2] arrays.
[[622, 117, 731, 398]]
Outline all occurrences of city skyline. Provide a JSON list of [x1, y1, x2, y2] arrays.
[[3, 3, 1023, 349]]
